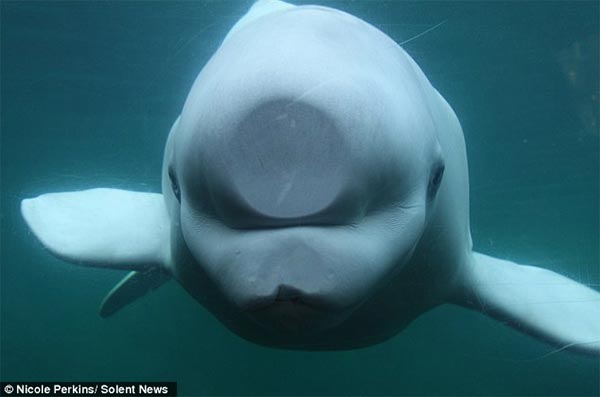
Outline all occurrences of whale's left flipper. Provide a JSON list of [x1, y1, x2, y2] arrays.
[[457, 252, 600, 355]]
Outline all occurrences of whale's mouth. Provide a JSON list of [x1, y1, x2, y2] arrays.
[[245, 285, 327, 312], [243, 285, 342, 334]]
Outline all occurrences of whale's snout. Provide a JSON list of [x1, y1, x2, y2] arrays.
[[245, 284, 345, 334], [244, 284, 331, 312], [188, 233, 357, 334]]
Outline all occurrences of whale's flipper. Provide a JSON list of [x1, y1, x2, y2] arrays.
[[458, 252, 600, 355], [21, 188, 170, 270], [100, 269, 171, 317]]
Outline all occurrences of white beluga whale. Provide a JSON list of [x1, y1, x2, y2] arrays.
[[21, 0, 600, 354]]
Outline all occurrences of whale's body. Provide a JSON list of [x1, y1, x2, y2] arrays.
[[21, 0, 600, 354]]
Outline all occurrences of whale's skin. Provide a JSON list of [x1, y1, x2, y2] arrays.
[[20, 0, 600, 354], [160, 2, 468, 349]]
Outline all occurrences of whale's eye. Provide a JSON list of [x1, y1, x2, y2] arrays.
[[168, 167, 181, 202], [428, 163, 445, 199]]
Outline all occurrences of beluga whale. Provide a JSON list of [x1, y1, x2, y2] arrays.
[[21, 0, 600, 354]]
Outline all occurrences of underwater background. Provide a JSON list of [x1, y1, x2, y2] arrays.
[[1, 1, 598, 396]]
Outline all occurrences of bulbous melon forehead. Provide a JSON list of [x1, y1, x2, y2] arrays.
[[176, 8, 438, 174]]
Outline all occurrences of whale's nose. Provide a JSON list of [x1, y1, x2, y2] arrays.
[[207, 99, 361, 228]]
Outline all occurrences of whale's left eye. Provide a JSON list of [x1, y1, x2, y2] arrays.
[[168, 167, 181, 202], [427, 163, 445, 199]]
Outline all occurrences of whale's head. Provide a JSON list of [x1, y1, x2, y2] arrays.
[[163, 4, 445, 343]]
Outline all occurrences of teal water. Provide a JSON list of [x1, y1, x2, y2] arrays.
[[1, 1, 598, 396]]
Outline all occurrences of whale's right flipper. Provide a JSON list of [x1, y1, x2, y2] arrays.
[[21, 188, 173, 317], [21, 188, 170, 270], [456, 252, 600, 355]]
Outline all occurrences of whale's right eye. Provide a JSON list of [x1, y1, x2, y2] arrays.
[[168, 167, 181, 202], [427, 162, 445, 200]]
